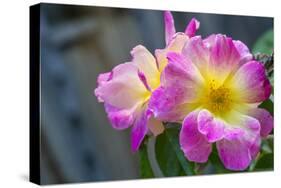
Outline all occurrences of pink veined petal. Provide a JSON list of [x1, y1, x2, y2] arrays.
[[204, 34, 252, 65], [233, 40, 253, 64], [131, 45, 159, 90], [149, 52, 203, 122], [208, 34, 241, 85], [248, 108, 273, 137], [97, 72, 113, 87], [155, 33, 189, 72], [131, 108, 149, 152], [180, 111, 212, 163], [104, 103, 137, 130], [182, 36, 210, 76], [250, 136, 261, 159], [198, 109, 225, 143], [138, 70, 151, 92], [217, 114, 260, 170], [149, 87, 197, 122], [95, 63, 148, 109], [230, 61, 271, 103], [184, 18, 200, 37], [163, 52, 204, 99], [164, 11, 176, 45]]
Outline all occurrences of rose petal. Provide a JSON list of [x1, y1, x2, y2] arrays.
[[217, 114, 260, 170], [180, 111, 212, 163], [131, 45, 160, 90], [198, 109, 225, 142], [184, 18, 200, 37], [233, 40, 253, 64], [230, 61, 271, 103], [131, 109, 149, 152], [95, 63, 148, 109], [104, 103, 137, 130], [155, 33, 189, 72], [146, 110, 164, 136], [182, 36, 210, 76], [149, 87, 197, 122], [208, 34, 241, 85], [164, 11, 176, 45], [248, 108, 273, 137]]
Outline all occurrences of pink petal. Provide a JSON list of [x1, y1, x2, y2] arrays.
[[131, 45, 159, 90], [146, 110, 164, 136], [233, 40, 253, 64], [149, 87, 196, 122], [198, 109, 225, 142], [248, 108, 273, 137], [184, 18, 200, 37], [97, 72, 112, 87], [182, 36, 210, 75], [164, 11, 176, 45], [131, 109, 149, 152], [155, 33, 189, 72], [230, 61, 271, 103], [95, 63, 148, 109], [149, 52, 203, 122], [217, 115, 260, 170], [104, 103, 137, 130], [209, 34, 241, 84], [216, 138, 252, 171], [180, 111, 212, 163], [163, 52, 204, 99]]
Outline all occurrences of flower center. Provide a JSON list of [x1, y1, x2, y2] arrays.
[[206, 85, 232, 115]]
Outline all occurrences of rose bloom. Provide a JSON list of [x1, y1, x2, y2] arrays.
[[95, 11, 199, 151], [150, 34, 273, 170]]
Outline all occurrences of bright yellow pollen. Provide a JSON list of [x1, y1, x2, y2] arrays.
[[204, 80, 233, 115]]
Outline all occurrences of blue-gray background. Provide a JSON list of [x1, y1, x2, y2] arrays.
[[39, 3, 273, 184]]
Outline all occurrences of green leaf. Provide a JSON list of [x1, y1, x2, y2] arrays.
[[139, 142, 154, 178], [155, 128, 184, 177], [165, 127, 195, 175], [254, 153, 274, 171], [258, 99, 273, 115], [208, 146, 232, 174], [252, 29, 273, 54], [155, 126, 195, 176]]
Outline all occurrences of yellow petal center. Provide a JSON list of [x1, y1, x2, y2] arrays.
[[206, 85, 232, 115]]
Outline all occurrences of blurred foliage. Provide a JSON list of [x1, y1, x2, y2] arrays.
[[252, 29, 273, 54], [155, 126, 195, 176], [139, 141, 154, 178]]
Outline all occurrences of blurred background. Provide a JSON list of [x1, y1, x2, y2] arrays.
[[39, 3, 273, 184]]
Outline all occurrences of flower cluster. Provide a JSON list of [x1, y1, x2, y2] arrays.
[[94, 11, 273, 171]]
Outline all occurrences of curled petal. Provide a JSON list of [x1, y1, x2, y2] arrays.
[[164, 11, 176, 45], [230, 61, 271, 103], [97, 72, 112, 87], [150, 52, 203, 122], [217, 115, 260, 170], [182, 36, 210, 76], [180, 111, 212, 163], [104, 103, 137, 130], [146, 110, 164, 136], [131, 109, 149, 152], [233, 40, 253, 64], [248, 108, 273, 137], [184, 18, 200, 37], [149, 87, 197, 122], [131, 45, 160, 90], [209, 34, 241, 85], [198, 109, 225, 142], [95, 63, 148, 109], [155, 33, 189, 72]]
